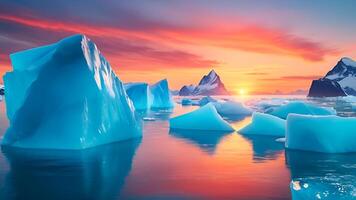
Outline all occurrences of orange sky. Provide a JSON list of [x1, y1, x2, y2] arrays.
[[0, 1, 355, 94]]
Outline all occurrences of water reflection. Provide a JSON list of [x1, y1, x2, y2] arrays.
[[286, 150, 356, 200], [241, 135, 285, 162], [169, 130, 230, 155], [0, 139, 141, 200]]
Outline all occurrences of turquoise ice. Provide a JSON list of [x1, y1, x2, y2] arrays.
[[125, 82, 152, 110], [239, 112, 286, 136], [150, 79, 174, 109], [213, 100, 252, 116], [198, 96, 217, 106], [286, 114, 356, 153], [169, 103, 234, 132], [2, 34, 142, 149], [269, 101, 336, 119], [181, 98, 193, 106]]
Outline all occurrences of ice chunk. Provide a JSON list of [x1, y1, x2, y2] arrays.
[[286, 114, 356, 153], [181, 98, 193, 106], [150, 79, 174, 109], [239, 112, 286, 136], [169, 103, 234, 132], [269, 101, 336, 119], [125, 82, 152, 110], [199, 96, 217, 106], [2, 34, 142, 149], [213, 100, 252, 116]]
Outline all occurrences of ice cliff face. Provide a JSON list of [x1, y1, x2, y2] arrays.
[[179, 70, 229, 96], [308, 57, 356, 97], [2, 34, 142, 149]]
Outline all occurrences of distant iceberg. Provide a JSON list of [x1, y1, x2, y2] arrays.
[[239, 112, 285, 136], [181, 98, 193, 106], [169, 103, 234, 132], [213, 100, 252, 116], [150, 79, 175, 109], [125, 82, 152, 110], [2, 34, 142, 149], [286, 114, 356, 153], [269, 101, 336, 119], [198, 96, 217, 106]]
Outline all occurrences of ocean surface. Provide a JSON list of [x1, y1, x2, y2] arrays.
[[0, 95, 355, 200]]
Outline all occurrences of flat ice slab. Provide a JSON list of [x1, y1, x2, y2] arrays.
[[286, 114, 356, 153], [239, 112, 286, 136], [169, 103, 234, 132], [270, 101, 336, 119], [2, 35, 142, 149], [213, 100, 252, 116]]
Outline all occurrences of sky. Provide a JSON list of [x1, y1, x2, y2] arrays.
[[0, 0, 355, 94]]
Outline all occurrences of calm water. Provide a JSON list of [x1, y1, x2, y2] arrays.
[[0, 95, 355, 200]]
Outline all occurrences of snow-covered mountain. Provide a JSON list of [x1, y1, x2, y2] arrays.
[[178, 70, 229, 96], [308, 57, 356, 97]]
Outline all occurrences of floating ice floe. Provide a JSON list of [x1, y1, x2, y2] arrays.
[[269, 101, 336, 119], [169, 103, 234, 132], [125, 82, 152, 110], [213, 100, 252, 116], [150, 79, 175, 109], [286, 114, 356, 153], [198, 96, 217, 106], [2, 34, 142, 149], [181, 98, 193, 106], [238, 112, 286, 136]]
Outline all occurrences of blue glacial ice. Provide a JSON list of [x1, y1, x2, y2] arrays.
[[269, 101, 336, 119], [238, 112, 286, 136], [213, 100, 252, 116], [286, 114, 356, 153], [169, 103, 234, 132], [198, 96, 217, 106], [181, 98, 193, 106], [150, 79, 175, 109], [125, 82, 152, 110], [2, 34, 142, 149]]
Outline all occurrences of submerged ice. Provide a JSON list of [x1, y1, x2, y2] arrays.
[[2, 34, 142, 149], [269, 101, 336, 119], [286, 114, 356, 153], [169, 103, 234, 132], [239, 112, 286, 136]]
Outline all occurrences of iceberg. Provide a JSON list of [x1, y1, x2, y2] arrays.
[[169, 103, 234, 132], [198, 96, 217, 106], [150, 79, 174, 109], [125, 82, 152, 110], [181, 98, 193, 106], [213, 100, 252, 116], [238, 112, 286, 136], [286, 114, 356, 153], [269, 101, 336, 119], [2, 34, 142, 149]]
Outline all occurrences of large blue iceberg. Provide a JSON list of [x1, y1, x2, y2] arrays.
[[125, 82, 152, 110], [269, 101, 336, 119], [2, 34, 142, 149], [286, 114, 356, 153], [238, 112, 286, 136], [150, 79, 175, 109], [169, 103, 234, 132]]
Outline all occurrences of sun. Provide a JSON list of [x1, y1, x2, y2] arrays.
[[238, 88, 247, 96]]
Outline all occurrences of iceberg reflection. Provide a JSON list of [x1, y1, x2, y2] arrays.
[[0, 139, 141, 200], [286, 150, 356, 200], [242, 135, 285, 162], [169, 130, 230, 155]]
